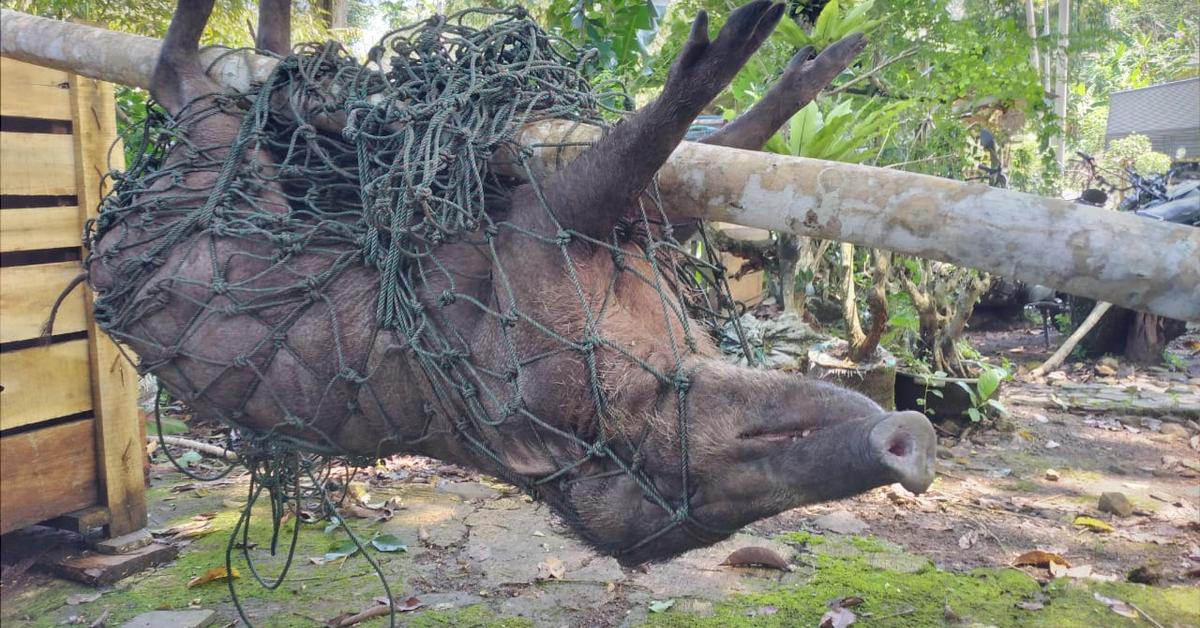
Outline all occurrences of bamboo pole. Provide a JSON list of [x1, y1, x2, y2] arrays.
[[3, 9, 1198, 321]]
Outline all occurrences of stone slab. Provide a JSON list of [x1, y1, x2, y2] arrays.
[[40, 541, 178, 585], [121, 610, 216, 628]]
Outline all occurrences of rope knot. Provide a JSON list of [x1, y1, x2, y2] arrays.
[[671, 507, 689, 523], [339, 368, 363, 383], [210, 278, 229, 295], [672, 371, 691, 392], [232, 355, 250, 368], [437, 290, 456, 307], [555, 230, 572, 246], [297, 123, 317, 139], [587, 442, 607, 458]]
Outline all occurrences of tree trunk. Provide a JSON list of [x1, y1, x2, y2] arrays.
[[1053, 0, 1070, 171], [3, 9, 1198, 320], [1024, 0, 1041, 77]]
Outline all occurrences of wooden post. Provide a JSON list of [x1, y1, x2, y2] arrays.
[[68, 74, 147, 537]]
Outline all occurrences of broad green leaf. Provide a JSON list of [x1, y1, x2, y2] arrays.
[[977, 368, 1001, 401], [324, 538, 360, 561], [648, 599, 676, 613], [176, 450, 203, 466], [787, 103, 822, 155], [371, 534, 408, 553], [812, 0, 841, 45]]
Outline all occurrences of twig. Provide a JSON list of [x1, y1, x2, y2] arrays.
[[936, 470, 967, 481], [965, 513, 1009, 555], [153, 435, 239, 461], [1030, 301, 1113, 378], [1128, 601, 1165, 628], [89, 608, 111, 628], [325, 604, 391, 627], [829, 47, 919, 95]]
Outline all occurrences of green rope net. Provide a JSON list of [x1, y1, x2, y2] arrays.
[[88, 8, 750, 624]]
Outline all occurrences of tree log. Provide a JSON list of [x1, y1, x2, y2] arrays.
[[3, 9, 1198, 321]]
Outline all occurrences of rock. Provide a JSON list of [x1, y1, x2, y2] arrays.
[[1106, 463, 1129, 476], [1159, 423, 1190, 438], [936, 447, 956, 460], [811, 510, 870, 535], [122, 610, 216, 628], [1044, 469, 1060, 481], [1098, 492, 1134, 517]]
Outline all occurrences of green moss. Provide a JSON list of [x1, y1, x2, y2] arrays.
[[643, 550, 1199, 628], [1001, 479, 1041, 493], [846, 536, 889, 553], [409, 604, 534, 628], [776, 531, 825, 546]]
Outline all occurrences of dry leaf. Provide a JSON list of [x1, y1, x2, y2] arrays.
[[65, 592, 102, 605], [819, 598, 858, 628], [1049, 562, 1068, 578], [187, 566, 239, 588], [341, 504, 376, 519], [536, 557, 565, 580], [1013, 550, 1070, 568], [1073, 516, 1114, 533], [1065, 565, 1092, 578], [718, 546, 791, 571], [957, 529, 980, 550], [1093, 592, 1137, 619]]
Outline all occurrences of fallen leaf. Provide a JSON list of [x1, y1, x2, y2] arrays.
[[1043, 468, 1060, 481], [1065, 565, 1092, 578], [719, 546, 791, 571], [65, 592, 102, 605], [819, 605, 857, 628], [1016, 601, 1044, 611], [1013, 550, 1070, 568], [1045, 440, 1060, 449], [957, 529, 980, 550], [648, 599, 675, 613], [1049, 561, 1068, 578], [373, 596, 423, 612], [175, 450, 203, 466], [324, 539, 361, 562], [187, 566, 239, 588], [1093, 592, 1137, 619], [417, 526, 431, 545], [536, 557, 565, 581], [370, 534, 407, 553], [1073, 516, 1114, 533], [836, 596, 865, 608]]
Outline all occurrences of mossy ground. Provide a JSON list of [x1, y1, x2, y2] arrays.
[[644, 534, 1199, 628]]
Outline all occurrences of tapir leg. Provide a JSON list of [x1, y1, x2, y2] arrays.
[[256, 0, 292, 55], [514, 1, 785, 240], [668, 33, 867, 240]]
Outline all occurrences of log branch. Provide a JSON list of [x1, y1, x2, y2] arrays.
[[3, 9, 1198, 321]]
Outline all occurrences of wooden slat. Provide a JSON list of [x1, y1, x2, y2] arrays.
[[71, 74, 146, 536], [0, 57, 72, 120], [0, 418, 99, 535], [0, 339, 93, 431], [0, 261, 87, 343], [0, 132, 76, 195], [0, 206, 83, 252]]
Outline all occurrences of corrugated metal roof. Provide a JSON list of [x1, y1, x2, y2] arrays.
[[1106, 78, 1200, 136], [1105, 78, 1200, 158]]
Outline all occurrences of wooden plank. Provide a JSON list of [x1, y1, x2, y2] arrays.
[[0, 260, 87, 343], [0, 339, 93, 431], [0, 418, 99, 535], [71, 74, 146, 537], [0, 206, 83, 252], [0, 57, 72, 120], [0, 132, 76, 195]]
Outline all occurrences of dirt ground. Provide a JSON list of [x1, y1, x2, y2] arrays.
[[1, 324, 1198, 627]]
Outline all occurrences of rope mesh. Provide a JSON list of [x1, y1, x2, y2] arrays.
[[88, 8, 751, 624]]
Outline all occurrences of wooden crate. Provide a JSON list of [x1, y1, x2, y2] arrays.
[[0, 57, 146, 539]]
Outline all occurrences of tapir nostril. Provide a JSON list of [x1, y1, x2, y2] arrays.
[[887, 433, 911, 458], [870, 411, 937, 494]]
